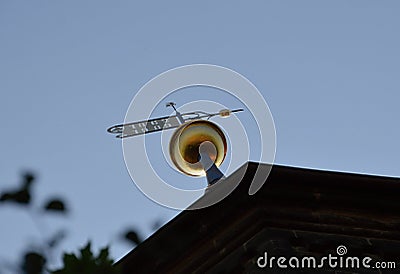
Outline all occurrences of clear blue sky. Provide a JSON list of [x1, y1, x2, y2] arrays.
[[1, 0, 399, 270]]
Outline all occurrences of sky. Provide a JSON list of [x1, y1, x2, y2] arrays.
[[1, 0, 400, 271]]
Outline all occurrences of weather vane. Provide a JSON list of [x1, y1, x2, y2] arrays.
[[107, 102, 243, 186]]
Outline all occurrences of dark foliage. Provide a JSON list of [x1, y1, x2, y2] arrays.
[[44, 199, 67, 213], [51, 242, 120, 274], [1, 171, 147, 274], [123, 230, 142, 246], [0, 172, 35, 205], [21, 251, 46, 274]]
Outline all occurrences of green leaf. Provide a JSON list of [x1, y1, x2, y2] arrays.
[[44, 198, 67, 213], [97, 247, 109, 262], [0, 171, 35, 205], [21, 251, 46, 274], [80, 242, 93, 263], [22, 172, 35, 185], [47, 230, 67, 248], [123, 229, 142, 246]]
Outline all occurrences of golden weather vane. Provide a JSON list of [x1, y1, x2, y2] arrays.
[[107, 102, 243, 186]]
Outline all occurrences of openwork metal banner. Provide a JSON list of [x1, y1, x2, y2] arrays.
[[108, 116, 181, 138]]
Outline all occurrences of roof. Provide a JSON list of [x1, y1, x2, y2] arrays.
[[116, 162, 400, 273]]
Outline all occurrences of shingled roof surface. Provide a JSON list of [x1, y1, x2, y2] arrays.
[[117, 162, 400, 274]]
